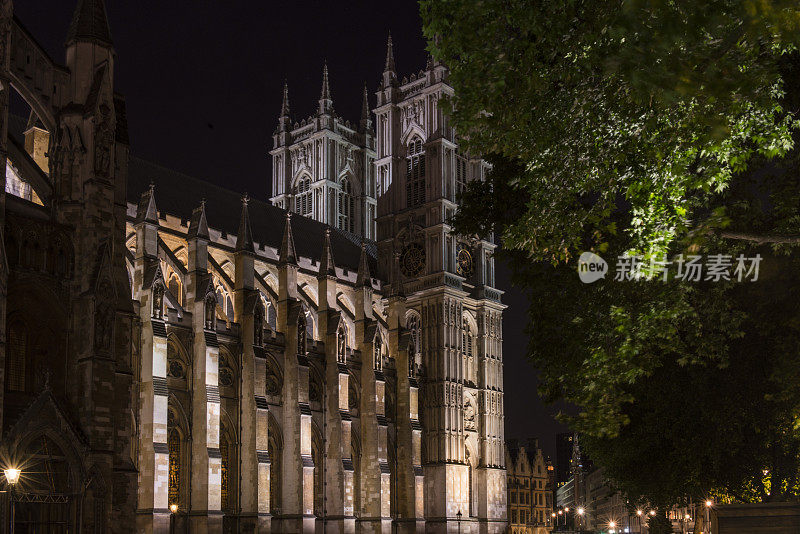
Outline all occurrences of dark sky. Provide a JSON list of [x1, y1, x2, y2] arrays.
[[14, 0, 568, 458]]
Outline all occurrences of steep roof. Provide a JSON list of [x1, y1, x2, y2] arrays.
[[66, 0, 113, 48], [126, 157, 377, 274]]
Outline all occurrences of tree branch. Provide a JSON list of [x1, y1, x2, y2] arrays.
[[719, 231, 800, 244]]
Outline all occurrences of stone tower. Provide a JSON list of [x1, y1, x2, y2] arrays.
[[0, 0, 137, 531], [373, 35, 507, 534], [270, 66, 378, 239]]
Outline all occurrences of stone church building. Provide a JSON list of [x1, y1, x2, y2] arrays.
[[0, 1, 507, 532]]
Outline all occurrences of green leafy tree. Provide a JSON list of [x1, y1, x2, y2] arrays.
[[421, 0, 800, 506]]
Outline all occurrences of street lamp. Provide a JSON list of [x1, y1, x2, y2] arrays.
[[705, 500, 713, 534], [577, 507, 585, 530], [5, 467, 21, 534], [609, 520, 617, 533], [169, 503, 178, 534], [456, 509, 462, 534]]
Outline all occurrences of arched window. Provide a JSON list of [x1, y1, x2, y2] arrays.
[[294, 177, 313, 217], [168, 275, 182, 307], [7, 321, 27, 392], [221, 432, 230, 511], [407, 314, 421, 377], [462, 318, 473, 357], [406, 137, 425, 208], [462, 317, 476, 384], [266, 299, 277, 330], [168, 427, 181, 506], [338, 178, 354, 233]]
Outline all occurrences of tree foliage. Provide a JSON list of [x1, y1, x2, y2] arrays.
[[422, 0, 800, 259], [421, 0, 800, 506]]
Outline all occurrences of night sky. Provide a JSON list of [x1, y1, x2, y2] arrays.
[[14, 0, 568, 457]]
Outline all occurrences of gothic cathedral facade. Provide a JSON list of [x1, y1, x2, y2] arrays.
[[0, 1, 506, 533]]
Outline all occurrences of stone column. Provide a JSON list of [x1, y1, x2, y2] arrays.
[[186, 203, 222, 533], [388, 297, 424, 533], [134, 188, 170, 534], [476, 306, 507, 534], [317, 230, 355, 533], [234, 196, 269, 532], [354, 246, 389, 534], [276, 213, 315, 533]]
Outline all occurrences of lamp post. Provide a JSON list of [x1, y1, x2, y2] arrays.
[[609, 520, 617, 534], [456, 509, 462, 534], [170, 503, 178, 534], [577, 507, 585, 531], [705, 500, 713, 534], [5, 468, 21, 534]]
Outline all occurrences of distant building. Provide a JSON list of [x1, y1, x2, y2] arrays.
[[506, 439, 554, 534], [555, 433, 575, 487]]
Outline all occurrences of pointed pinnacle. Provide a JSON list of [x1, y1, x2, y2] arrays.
[[384, 32, 396, 73], [321, 62, 331, 102], [188, 199, 210, 240], [236, 193, 255, 253], [360, 84, 371, 125], [279, 211, 297, 265], [280, 80, 290, 117], [318, 227, 336, 278], [136, 184, 158, 224], [356, 240, 372, 287]]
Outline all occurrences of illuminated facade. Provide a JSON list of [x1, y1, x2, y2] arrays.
[[0, 1, 506, 533]]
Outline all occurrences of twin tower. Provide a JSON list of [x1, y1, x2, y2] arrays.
[[266, 35, 508, 533]]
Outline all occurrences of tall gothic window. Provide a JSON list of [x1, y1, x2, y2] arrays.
[[406, 137, 425, 208], [407, 315, 421, 378], [7, 321, 27, 392], [338, 178, 355, 233], [456, 153, 468, 199], [294, 177, 313, 217], [168, 274, 182, 307], [221, 435, 230, 511], [168, 428, 181, 506]]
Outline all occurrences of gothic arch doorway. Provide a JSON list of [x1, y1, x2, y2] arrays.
[[10, 433, 80, 533]]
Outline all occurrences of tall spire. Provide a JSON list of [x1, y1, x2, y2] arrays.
[[278, 81, 291, 132], [384, 32, 396, 73], [318, 62, 333, 115], [281, 81, 290, 118], [382, 32, 397, 88], [66, 0, 113, 48], [318, 228, 336, 278], [235, 194, 255, 253], [360, 84, 373, 132], [356, 241, 372, 287], [279, 211, 297, 265]]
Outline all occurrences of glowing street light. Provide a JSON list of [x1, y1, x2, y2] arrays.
[[4, 468, 20, 486], [578, 507, 585, 515], [705, 500, 713, 507], [170, 503, 178, 514], [637, 510, 643, 516], [5, 467, 20, 534]]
